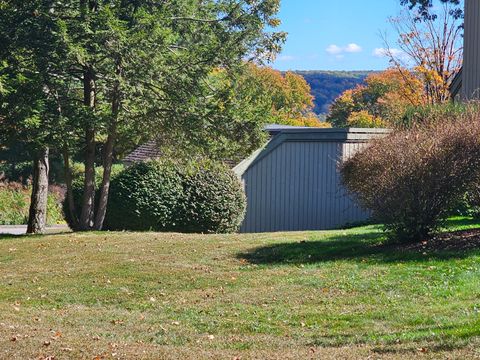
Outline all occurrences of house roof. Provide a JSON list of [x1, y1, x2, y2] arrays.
[[123, 140, 162, 165], [233, 127, 391, 177], [264, 124, 314, 136]]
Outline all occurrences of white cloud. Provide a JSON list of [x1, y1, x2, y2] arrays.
[[326, 43, 363, 56], [277, 55, 296, 62], [373, 47, 404, 58], [345, 43, 362, 53], [326, 44, 343, 55]]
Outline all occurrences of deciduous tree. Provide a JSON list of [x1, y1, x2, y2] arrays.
[[327, 69, 425, 127], [384, 2, 463, 103]]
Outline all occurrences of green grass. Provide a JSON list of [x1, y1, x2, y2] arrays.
[[1, 218, 480, 359]]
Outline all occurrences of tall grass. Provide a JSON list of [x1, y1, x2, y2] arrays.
[[0, 182, 64, 225]]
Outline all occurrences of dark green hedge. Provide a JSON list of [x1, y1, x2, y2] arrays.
[[64, 160, 246, 233], [105, 161, 183, 231], [175, 160, 247, 233], [106, 159, 246, 233]]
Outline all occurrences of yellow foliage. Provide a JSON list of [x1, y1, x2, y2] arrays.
[[347, 111, 386, 128], [288, 114, 332, 128], [244, 63, 318, 127], [327, 68, 426, 127]]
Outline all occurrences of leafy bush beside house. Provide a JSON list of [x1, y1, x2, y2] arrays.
[[341, 114, 480, 242], [176, 160, 246, 234], [102, 159, 246, 234], [104, 161, 183, 232]]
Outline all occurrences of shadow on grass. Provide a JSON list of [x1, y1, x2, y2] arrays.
[[309, 322, 477, 353], [239, 219, 480, 265], [0, 233, 24, 240], [0, 231, 70, 240]]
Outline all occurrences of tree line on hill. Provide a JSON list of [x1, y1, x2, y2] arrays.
[[296, 71, 372, 114]]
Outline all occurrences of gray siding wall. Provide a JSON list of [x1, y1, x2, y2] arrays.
[[462, 0, 480, 100], [240, 140, 369, 233]]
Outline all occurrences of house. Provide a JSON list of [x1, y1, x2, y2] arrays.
[[450, 0, 478, 100], [124, 126, 389, 233], [233, 128, 389, 233]]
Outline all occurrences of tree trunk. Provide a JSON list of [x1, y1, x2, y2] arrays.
[[93, 127, 116, 230], [94, 60, 122, 230], [79, 66, 96, 230], [27, 147, 49, 234], [62, 149, 78, 230]]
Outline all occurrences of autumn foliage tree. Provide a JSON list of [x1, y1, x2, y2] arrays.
[[193, 64, 328, 163], [236, 64, 328, 127], [384, 2, 463, 103], [327, 69, 425, 127]]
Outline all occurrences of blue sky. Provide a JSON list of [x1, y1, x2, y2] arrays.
[[272, 0, 405, 71]]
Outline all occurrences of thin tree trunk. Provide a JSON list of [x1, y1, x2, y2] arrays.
[[93, 127, 116, 230], [79, 66, 96, 230], [27, 147, 49, 234], [62, 148, 78, 230], [94, 61, 121, 230]]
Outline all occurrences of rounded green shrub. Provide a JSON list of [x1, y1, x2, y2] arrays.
[[64, 160, 246, 233], [105, 161, 183, 231], [104, 159, 246, 233], [176, 160, 246, 233]]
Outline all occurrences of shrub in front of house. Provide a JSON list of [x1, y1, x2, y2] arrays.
[[104, 160, 183, 231], [340, 114, 480, 243], [175, 160, 246, 234], [103, 159, 246, 233]]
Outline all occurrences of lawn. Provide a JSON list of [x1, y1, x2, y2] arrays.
[[1, 218, 480, 359]]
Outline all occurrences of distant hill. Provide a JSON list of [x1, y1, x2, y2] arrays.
[[295, 71, 374, 114]]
